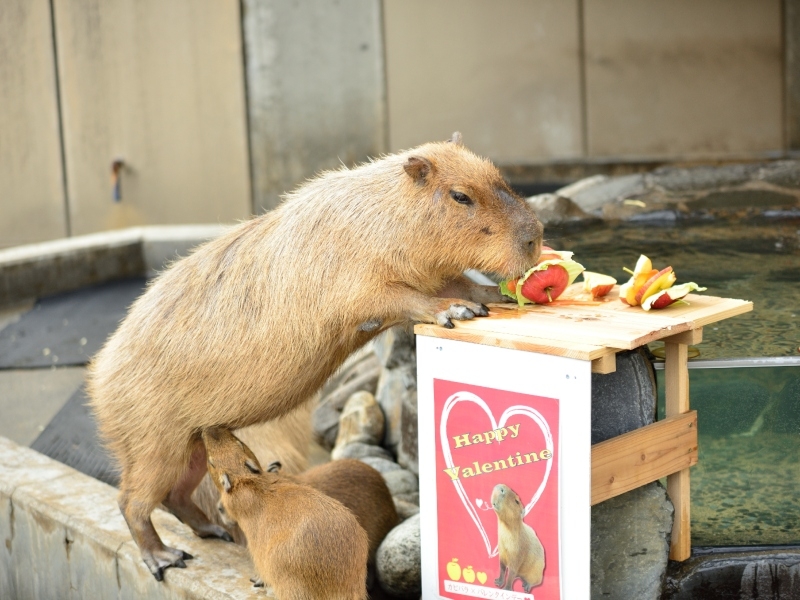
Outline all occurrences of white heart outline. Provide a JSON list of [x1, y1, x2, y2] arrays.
[[439, 391, 554, 557]]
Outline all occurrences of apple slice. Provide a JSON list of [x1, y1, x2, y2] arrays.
[[582, 271, 617, 298], [520, 264, 569, 304], [641, 282, 707, 311], [634, 266, 677, 305], [620, 268, 658, 305]]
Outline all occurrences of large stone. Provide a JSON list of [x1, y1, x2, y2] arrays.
[[663, 549, 800, 600], [591, 483, 674, 600], [591, 348, 657, 444], [382, 469, 419, 497], [358, 456, 402, 475], [332, 441, 393, 462], [559, 173, 648, 213], [651, 163, 758, 193], [373, 326, 416, 370], [526, 193, 597, 226], [396, 378, 419, 475], [376, 513, 421, 599], [393, 498, 420, 522], [332, 391, 385, 453], [312, 349, 381, 450], [375, 362, 417, 455]]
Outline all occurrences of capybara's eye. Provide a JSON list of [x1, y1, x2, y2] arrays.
[[450, 190, 473, 206]]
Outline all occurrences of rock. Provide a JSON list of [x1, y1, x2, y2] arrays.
[[331, 442, 393, 462], [312, 352, 381, 450], [393, 498, 420, 522], [591, 483, 674, 600], [526, 193, 597, 226], [358, 456, 402, 475], [396, 379, 419, 475], [559, 173, 648, 213], [591, 348, 657, 444], [332, 391, 385, 454], [382, 469, 418, 497], [375, 362, 417, 454], [393, 492, 419, 506], [758, 160, 800, 188], [373, 326, 416, 370], [663, 549, 800, 600], [376, 513, 421, 598], [651, 163, 757, 193]]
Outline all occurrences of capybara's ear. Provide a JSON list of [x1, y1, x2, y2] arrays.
[[266, 461, 282, 473], [221, 473, 232, 493], [245, 459, 261, 474], [448, 131, 463, 146], [403, 156, 432, 183]]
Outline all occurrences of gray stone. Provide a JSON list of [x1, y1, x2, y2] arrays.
[[376, 513, 421, 599], [526, 193, 597, 225], [332, 391, 385, 456], [382, 469, 419, 497], [373, 326, 416, 369], [591, 348, 657, 444], [393, 492, 419, 506], [663, 549, 800, 600], [393, 498, 420, 522], [396, 377, 419, 475], [358, 456, 402, 475], [333, 441, 394, 462], [652, 163, 758, 193], [561, 174, 648, 213], [758, 160, 800, 188], [375, 362, 417, 454], [312, 351, 381, 450], [591, 483, 674, 600]]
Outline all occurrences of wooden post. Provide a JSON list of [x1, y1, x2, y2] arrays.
[[665, 340, 691, 561]]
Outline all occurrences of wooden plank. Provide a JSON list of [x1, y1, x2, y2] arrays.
[[668, 466, 692, 560], [53, 0, 251, 235], [0, 0, 68, 248], [663, 327, 703, 346], [665, 341, 691, 560], [413, 323, 613, 362], [591, 352, 616, 374], [591, 411, 698, 506], [665, 343, 690, 415]]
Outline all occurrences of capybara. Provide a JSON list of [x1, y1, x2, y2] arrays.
[[264, 458, 398, 569], [203, 427, 368, 600], [190, 400, 313, 545], [87, 132, 543, 578], [492, 484, 545, 592]]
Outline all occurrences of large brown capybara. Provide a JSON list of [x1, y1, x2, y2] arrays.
[[492, 483, 545, 592], [203, 427, 368, 600], [88, 132, 543, 579]]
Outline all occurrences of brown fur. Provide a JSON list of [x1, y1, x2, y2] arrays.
[[86, 133, 543, 578], [266, 459, 398, 567], [492, 484, 545, 592], [203, 428, 368, 600]]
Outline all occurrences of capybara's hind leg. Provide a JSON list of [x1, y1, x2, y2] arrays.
[[163, 440, 233, 541], [494, 561, 507, 587], [119, 490, 193, 581]]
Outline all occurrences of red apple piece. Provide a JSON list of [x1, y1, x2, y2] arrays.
[[520, 264, 569, 304], [582, 271, 617, 298], [642, 282, 708, 311], [635, 266, 677, 305]]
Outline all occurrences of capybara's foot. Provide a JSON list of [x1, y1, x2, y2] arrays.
[[194, 522, 234, 542], [433, 299, 489, 328], [142, 545, 193, 581], [250, 575, 264, 587], [494, 576, 504, 587]]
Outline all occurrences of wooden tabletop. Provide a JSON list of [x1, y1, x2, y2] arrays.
[[414, 284, 753, 361]]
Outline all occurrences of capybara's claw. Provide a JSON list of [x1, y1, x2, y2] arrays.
[[143, 546, 193, 581], [250, 575, 265, 587], [195, 523, 234, 542], [476, 303, 490, 317]]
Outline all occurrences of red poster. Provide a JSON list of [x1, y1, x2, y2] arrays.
[[434, 379, 561, 600]]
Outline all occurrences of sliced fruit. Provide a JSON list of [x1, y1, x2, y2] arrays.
[[635, 266, 677, 305], [582, 271, 617, 298], [520, 264, 569, 304], [620, 268, 658, 305], [641, 282, 707, 311]]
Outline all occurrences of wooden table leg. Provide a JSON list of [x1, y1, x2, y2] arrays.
[[665, 339, 691, 561]]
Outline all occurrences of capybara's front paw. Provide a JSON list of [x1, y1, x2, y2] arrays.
[[250, 575, 265, 587], [494, 576, 504, 587], [142, 546, 193, 581], [195, 522, 234, 542], [433, 299, 489, 328]]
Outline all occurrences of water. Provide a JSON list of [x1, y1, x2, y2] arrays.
[[547, 218, 800, 359], [656, 363, 800, 547]]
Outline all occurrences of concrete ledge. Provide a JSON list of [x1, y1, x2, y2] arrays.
[[0, 225, 229, 306], [0, 435, 263, 599]]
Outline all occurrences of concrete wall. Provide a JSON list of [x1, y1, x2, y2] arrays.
[[0, 435, 261, 599]]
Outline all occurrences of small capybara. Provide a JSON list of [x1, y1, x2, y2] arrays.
[[492, 484, 545, 592], [203, 427, 368, 600], [88, 132, 543, 578], [264, 458, 398, 569]]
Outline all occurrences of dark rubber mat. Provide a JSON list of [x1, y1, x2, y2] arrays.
[[30, 384, 119, 487], [0, 277, 147, 368]]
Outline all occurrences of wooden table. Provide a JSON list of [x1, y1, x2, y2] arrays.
[[416, 284, 752, 562]]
